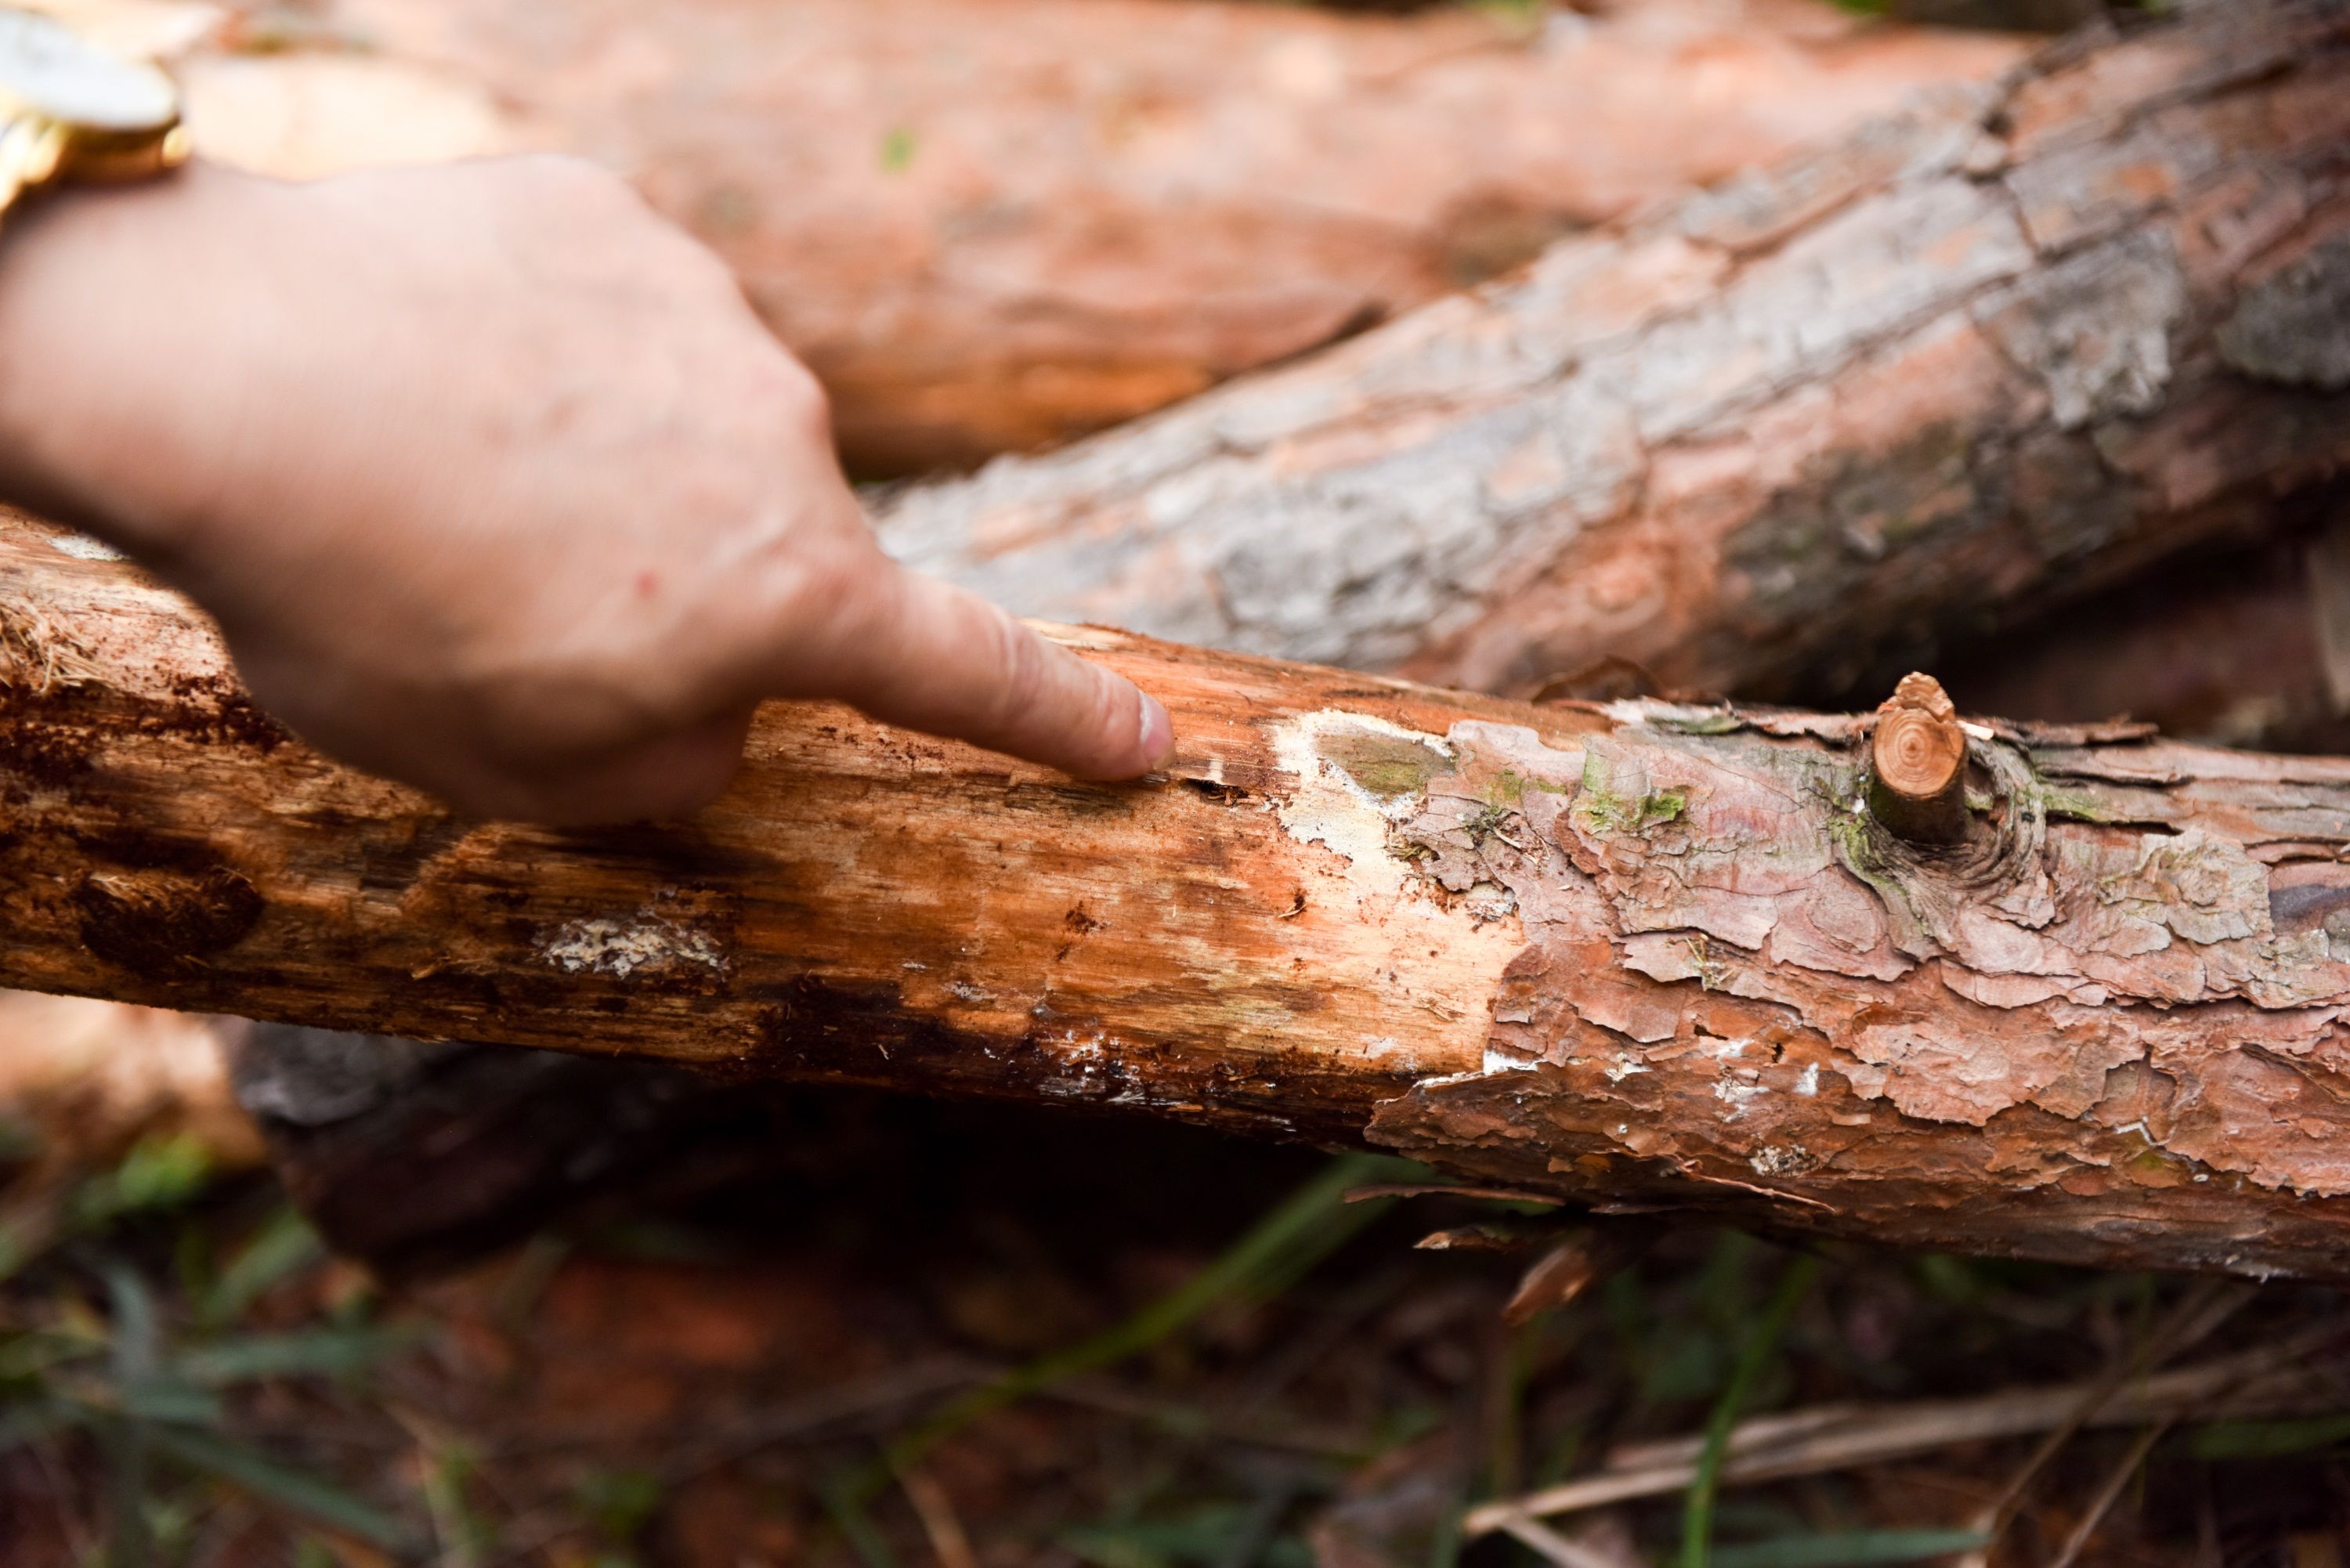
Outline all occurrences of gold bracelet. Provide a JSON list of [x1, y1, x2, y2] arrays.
[[0, 6, 185, 226]]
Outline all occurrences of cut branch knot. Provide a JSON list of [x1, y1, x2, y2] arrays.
[[1869, 672, 1969, 844]]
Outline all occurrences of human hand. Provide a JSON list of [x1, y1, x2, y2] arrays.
[[0, 157, 1174, 823]]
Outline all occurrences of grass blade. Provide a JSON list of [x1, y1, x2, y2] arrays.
[[0, 1396, 75, 1451], [1680, 1254, 1817, 1568], [104, 1263, 161, 1384], [2188, 1412, 2350, 1460], [117, 1378, 226, 1426], [822, 1467, 906, 1568], [174, 1327, 401, 1387], [148, 1424, 412, 1549], [200, 1208, 325, 1331]]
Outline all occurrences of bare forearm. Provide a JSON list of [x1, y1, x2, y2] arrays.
[[0, 163, 255, 562]]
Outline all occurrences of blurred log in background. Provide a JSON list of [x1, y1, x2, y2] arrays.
[[66, 0, 2023, 471]]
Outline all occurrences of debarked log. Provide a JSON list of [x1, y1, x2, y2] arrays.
[[14, 512, 2350, 1281]]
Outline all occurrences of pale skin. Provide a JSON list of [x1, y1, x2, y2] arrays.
[[0, 157, 1176, 823]]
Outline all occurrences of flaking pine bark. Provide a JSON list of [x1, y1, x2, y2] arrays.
[[14, 513, 2350, 1281]]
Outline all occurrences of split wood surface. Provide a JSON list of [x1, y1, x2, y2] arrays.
[[21, 513, 2350, 1282], [136, 0, 2019, 474]]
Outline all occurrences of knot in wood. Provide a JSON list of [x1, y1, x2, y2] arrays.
[[1868, 672, 1969, 844]]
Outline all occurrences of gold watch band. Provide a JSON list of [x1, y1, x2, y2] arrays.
[[0, 7, 188, 225], [0, 110, 70, 215]]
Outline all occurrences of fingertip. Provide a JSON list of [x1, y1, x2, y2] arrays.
[[1136, 691, 1176, 774], [825, 569, 1177, 782]]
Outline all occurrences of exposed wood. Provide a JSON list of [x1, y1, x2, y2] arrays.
[[875, 0, 2350, 700], [118, 0, 2026, 475], [1868, 673, 1969, 844], [22, 513, 2350, 1282]]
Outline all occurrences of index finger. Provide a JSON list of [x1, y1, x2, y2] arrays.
[[833, 562, 1175, 780]]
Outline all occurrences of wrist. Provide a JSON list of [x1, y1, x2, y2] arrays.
[[0, 161, 263, 562]]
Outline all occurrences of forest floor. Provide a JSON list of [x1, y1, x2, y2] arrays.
[[5, 1077, 2349, 1568]]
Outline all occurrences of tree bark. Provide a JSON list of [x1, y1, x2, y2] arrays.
[[161, 0, 2023, 474], [238, 503, 2350, 1274], [16, 511, 2350, 1283], [875, 0, 2350, 702]]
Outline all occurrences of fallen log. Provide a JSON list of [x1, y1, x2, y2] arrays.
[[138, 0, 2025, 475], [16, 512, 2350, 1283], [877, 0, 2350, 701], [212, 0, 2350, 1266], [241, 508, 2350, 1273]]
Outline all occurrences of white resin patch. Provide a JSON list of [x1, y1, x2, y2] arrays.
[[49, 533, 125, 562]]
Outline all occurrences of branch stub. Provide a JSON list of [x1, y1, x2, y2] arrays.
[[1867, 672, 1969, 844]]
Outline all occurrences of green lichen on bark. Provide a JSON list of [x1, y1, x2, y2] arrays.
[[1825, 797, 1929, 936], [1651, 710, 1745, 737], [1571, 750, 1690, 838], [2028, 778, 2119, 825]]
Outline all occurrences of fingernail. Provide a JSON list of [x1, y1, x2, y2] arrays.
[[1137, 692, 1176, 771]]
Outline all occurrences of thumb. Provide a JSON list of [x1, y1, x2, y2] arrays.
[[833, 562, 1175, 780]]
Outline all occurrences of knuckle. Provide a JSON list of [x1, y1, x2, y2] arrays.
[[761, 539, 857, 632], [763, 356, 834, 446]]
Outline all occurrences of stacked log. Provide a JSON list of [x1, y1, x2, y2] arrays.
[[153, 0, 2023, 472], [16, 508, 2350, 1281]]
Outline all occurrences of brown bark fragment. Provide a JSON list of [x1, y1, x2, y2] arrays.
[[20, 513, 2350, 1281]]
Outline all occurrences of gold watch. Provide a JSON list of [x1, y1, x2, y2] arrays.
[[0, 5, 187, 222]]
